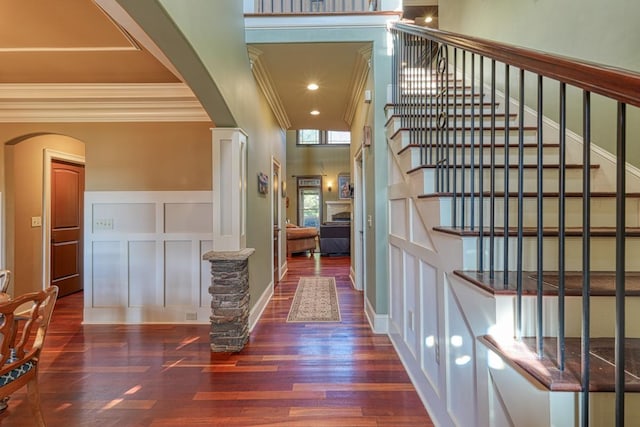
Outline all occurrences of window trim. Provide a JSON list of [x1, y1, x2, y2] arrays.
[[296, 129, 350, 146]]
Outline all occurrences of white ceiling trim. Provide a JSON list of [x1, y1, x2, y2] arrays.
[[0, 47, 139, 52], [0, 83, 198, 99], [0, 83, 210, 122], [247, 46, 291, 130], [343, 46, 372, 127], [94, 0, 184, 82]]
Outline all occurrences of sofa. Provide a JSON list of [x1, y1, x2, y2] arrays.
[[319, 222, 350, 255], [286, 223, 318, 257]]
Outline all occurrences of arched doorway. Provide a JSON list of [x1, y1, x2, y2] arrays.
[[4, 134, 85, 297]]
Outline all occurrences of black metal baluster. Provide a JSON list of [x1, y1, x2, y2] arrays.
[[536, 74, 544, 359], [461, 51, 467, 228], [503, 65, 510, 286], [516, 68, 525, 340], [581, 90, 591, 427], [478, 56, 485, 270], [489, 59, 496, 279], [558, 82, 567, 370], [453, 48, 458, 226], [410, 36, 416, 168], [470, 54, 476, 231], [429, 40, 435, 164], [615, 102, 626, 427], [445, 46, 451, 194]]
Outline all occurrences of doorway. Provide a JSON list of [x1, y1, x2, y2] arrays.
[[354, 148, 365, 291], [272, 159, 281, 285], [50, 160, 85, 297], [296, 176, 322, 229]]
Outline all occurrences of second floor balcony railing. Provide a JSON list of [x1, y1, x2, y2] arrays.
[[248, 0, 374, 14]]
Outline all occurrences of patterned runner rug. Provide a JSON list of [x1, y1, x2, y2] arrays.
[[287, 276, 341, 322]]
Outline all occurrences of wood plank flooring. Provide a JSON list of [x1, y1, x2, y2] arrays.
[[1, 254, 434, 426]]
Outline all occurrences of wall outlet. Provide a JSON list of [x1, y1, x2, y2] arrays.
[[94, 218, 114, 230], [31, 216, 42, 227]]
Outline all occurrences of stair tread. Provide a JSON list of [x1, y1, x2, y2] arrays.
[[409, 163, 599, 173], [453, 270, 640, 296], [435, 225, 640, 237], [399, 142, 560, 151], [419, 191, 640, 199], [395, 125, 537, 132], [480, 335, 640, 392]]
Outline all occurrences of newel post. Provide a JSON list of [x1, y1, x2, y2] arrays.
[[204, 128, 254, 352]]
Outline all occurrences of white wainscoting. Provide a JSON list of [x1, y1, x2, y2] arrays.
[[84, 191, 214, 324]]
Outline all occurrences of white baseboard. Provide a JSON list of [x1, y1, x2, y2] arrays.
[[249, 281, 274, 332], [365, 296, 389, 334]]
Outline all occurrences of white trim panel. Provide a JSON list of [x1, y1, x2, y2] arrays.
[[84, 191, 214, 323]]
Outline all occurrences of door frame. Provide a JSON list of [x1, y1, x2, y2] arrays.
[[42, 149, 85, 290], [271, 157, 282, 284], [353, 146, 365, 292]]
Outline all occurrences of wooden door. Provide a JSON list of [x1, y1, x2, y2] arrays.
[[51, 160, 84, 297]]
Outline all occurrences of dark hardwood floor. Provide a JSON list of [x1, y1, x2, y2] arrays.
[[1, 254, 433, 426]]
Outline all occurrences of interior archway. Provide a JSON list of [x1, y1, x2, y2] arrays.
[[3, 133, 85, 297]]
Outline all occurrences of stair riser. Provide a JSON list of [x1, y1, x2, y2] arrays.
[[460, 236, 640, 271], [412, 168, 592, 194], [440, 197, 640, 228], [391, 106, 501, 117], [388, 128, 539, 153], [397, 116, 516, 129], [398, 145, 559, 171], [513, 295, 640, 338]]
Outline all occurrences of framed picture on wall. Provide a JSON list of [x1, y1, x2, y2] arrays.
[[258, 172, 269, 194], [338, 173, 350, 199]]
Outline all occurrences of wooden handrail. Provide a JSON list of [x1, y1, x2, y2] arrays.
[[391, 22, 640, 108]]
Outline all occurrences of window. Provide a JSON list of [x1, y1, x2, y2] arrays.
[[297, 130, 350, 145], [298, 129, 321, 145], [327, 131, 350, 144], [297, 176, 322, 228]]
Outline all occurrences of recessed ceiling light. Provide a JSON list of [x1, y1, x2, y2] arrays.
[[307, 83, 319, 91], [310, 110, 320, 116]]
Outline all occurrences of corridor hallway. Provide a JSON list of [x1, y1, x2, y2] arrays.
[[0, 254, 433, 426]]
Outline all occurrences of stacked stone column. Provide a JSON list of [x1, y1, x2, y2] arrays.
[[204, 248, 254, 352]]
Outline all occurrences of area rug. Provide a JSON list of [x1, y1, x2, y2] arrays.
[[287, 276, 341, 322]]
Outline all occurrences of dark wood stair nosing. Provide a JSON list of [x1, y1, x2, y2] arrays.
[[452, 270, 640, 297], [434, 225, 640, 238], [480, 335, 640, 393], [417, 191, 640, 199], [407, 163, 600, 175]]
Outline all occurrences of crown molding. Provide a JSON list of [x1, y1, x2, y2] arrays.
[[343, 46, 372, 126], [0, 83, 210, 122], [247, 46, 291, 130]]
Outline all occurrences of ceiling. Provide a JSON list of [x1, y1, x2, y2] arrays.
[[0, 0, 178, 84], [0, 0, 372, 130]]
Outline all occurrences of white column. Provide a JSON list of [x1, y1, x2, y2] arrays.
[[211, 128, 247, 252]]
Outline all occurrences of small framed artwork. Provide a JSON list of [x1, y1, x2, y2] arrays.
[[258, 172, 269, 194], [338, 173, 350, 199], [363, 125, 372, 147]]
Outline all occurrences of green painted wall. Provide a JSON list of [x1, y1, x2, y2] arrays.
[[439, 0, 640, 165], [123, 0, 287, 306]]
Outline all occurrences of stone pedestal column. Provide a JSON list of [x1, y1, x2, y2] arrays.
[[204, 248, 255, 352]]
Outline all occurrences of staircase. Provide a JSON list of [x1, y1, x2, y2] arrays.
[[386, 23, 640, 427]]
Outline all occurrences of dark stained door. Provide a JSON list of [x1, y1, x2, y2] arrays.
[[51, 160, 84, 297]]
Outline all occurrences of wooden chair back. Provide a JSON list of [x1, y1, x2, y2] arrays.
[[0, 286, 59, 426], [0, 270, 11, 293]]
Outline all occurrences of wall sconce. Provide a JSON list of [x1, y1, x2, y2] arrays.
[[328, 183, 332, 192]]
